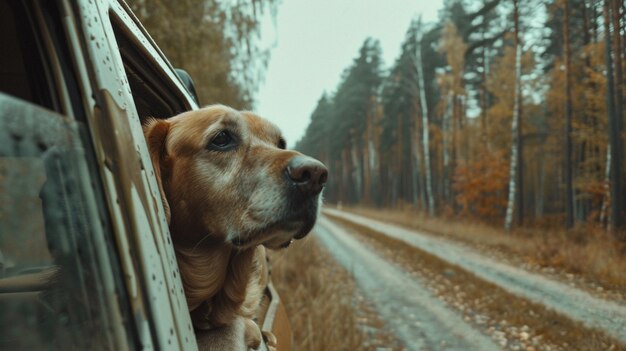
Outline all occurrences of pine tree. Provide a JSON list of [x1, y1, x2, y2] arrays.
[[563, 0, 575, 229], [604, 0, 624, 232], [298, 39, 383, 204]]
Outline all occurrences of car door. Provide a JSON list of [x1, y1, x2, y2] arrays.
[[63, 0, 198, 349]]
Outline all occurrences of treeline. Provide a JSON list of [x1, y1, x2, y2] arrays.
[[296, 0, 626, 234]]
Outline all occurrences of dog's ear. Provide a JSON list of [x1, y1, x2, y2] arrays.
[[144, 118, 171, 224]]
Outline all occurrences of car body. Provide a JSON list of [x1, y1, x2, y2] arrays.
[[0, 0, 290, 349]]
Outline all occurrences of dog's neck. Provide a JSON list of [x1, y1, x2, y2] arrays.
[[175, 239, 260, 318], [169, 207, 254, 310], [175, 243, 233, 311]]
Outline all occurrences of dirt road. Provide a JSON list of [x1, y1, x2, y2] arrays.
[[323, 209, 626, 346], [316, 217, 501, 350], [315, 210, 626, 350]]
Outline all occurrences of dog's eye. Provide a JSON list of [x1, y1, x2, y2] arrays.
[[209, 130, 235, 150], [278, 138, 286, 150]]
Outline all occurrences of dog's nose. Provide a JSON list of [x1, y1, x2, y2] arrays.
[[286, 156, 328, 196]]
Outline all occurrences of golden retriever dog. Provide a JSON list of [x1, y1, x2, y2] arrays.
[[143, 105, 327, 350]]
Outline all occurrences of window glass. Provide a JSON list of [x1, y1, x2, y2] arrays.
[[0, 96, 127, 350]]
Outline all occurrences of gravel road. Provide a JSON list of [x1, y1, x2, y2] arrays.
[[316, 217, 501, 351], [323, 209, 626, 345]]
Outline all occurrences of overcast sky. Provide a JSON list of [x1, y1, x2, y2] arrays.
[[256, 0, 446, 147]]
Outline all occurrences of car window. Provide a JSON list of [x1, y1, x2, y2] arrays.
[[110, 13, 191, 122], [0, 94, 133, 350]]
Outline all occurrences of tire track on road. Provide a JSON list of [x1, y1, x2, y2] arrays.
[[316, 217, 501, 351]]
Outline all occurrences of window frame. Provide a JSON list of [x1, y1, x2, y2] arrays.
[[67, 0, 199, 349]]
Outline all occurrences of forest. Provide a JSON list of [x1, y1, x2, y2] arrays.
[[125, 2, 626, 348], [295, 0, 626, 234]]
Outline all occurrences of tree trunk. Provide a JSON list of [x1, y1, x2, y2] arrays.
[[600, 145, 611, 226], [363, 116, 372, 205], [564, 0, 575, 229], [604, 0, 624, 232], [578, 39, 591, 221], [480, 1, 489, 141], [341, 148, 350, 204], [505, 0, 523, 231], [395, 113, 403, 206], [443, 92, 453, 203], [536, 152, 546, 219], [350, 134, 362, 203], [611, 0, 625, 221], [450, 93, 459, 212], [415, 18, 436, 216], [410, 110, 423, 207]]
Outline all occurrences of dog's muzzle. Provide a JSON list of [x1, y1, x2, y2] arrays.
[[274, 155, 328, 244], [233, 155, 327, 251], [286, 156, 328, 196]]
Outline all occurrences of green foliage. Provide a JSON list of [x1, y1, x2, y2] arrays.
[[295, 93, 333, 157], [296, 39, 383, 204], [330, 38, 383, 149], [296, 39, 383, 154], [542, 0, 597, 70], [296, 0, 625, 230]]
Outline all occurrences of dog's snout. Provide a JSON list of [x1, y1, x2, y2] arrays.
[[286, 156, 328, 196]]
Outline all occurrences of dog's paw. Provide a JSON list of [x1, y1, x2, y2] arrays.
[[243, 318, 262, 350], [262, 331, 277, 351]]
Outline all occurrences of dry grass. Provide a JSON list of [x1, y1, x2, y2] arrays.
[[330, 215, 626, 351], [269, 236, 402, 351], [344, 206, 626, 293]]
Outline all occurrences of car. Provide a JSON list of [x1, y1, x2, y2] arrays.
[[0, 0, 291, 349]]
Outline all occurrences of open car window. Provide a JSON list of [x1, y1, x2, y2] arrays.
[[110, 12, 191, 122]]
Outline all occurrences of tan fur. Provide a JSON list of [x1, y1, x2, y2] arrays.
[[144, 105, 324, 350]]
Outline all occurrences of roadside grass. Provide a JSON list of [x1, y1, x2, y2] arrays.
[[328, 214, 626, 351], [342, 206, 626, 294], [268, 236, 402, 351]]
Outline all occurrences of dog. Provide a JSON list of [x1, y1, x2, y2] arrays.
[[143, 105, 327, 350]]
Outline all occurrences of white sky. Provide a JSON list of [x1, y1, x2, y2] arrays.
[[256, 0, 445, 147]]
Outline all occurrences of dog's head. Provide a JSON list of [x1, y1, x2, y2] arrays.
[[144, 105, 327, 250]]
